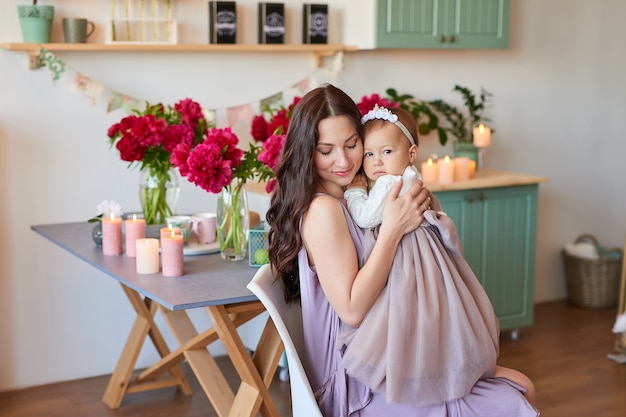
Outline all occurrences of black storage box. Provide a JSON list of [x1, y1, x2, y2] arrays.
[[303, 4, 328, 44], [209, 1, 237, 44], [258, 3, 285, 44]]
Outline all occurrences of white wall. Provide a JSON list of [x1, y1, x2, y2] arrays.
[[1, 0, 624, 390]]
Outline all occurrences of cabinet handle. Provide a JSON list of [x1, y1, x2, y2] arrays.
[[439, 34, 446, 43], [448, 35, 455, 43], [466, 195, 474, 203], [478, 192, 485, 201]]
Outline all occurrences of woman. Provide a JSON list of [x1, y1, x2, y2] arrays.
[[266, 84, 538, 417]]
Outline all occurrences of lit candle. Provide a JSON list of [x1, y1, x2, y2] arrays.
[[161, 229, 184, 277], [437, 155, 455, 184], [102, 213, 123, 256], [160, 225, 182, 240], [420, 158, 439, 183], [454, 157, 470, 181], [135, 238, 160, 274], [468, 160, 477, 178], [473, 123, 491, 147], [125, 214, 146, 258]]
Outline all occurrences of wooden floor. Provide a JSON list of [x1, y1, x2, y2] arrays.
[[1, 300, 625, 417]]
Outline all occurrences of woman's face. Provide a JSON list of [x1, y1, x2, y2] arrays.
[[314, 115, 363, 197]]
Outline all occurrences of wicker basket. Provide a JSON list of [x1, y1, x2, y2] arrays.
[[562, 234, 623, 309]]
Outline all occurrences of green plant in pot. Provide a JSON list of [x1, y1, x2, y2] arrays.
[[428, 85, 493, 162], [17, 0, 55, 43], [387, 85, 493, 163]]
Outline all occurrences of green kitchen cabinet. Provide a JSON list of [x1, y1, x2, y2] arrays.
[[376, 0, 510, 49], [433, 184, 538, 336]]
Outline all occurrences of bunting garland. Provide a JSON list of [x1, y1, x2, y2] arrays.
[[34, 47, 342, 125]]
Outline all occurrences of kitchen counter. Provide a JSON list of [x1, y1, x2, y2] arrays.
[[425, 169, 548, 192]]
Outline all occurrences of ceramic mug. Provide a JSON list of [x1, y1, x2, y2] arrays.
[[191, 212, 217, 244], [63, 18, 95, 43], [165, 215, 192, 244]]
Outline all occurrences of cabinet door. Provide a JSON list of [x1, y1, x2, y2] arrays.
[[376, 0, 442, 48], [376, 0, 509, 49], [434, 184, 538, 330], [447, 0, 510, 49]]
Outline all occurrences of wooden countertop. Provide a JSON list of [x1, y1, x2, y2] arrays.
[[426, 169, 549, 192], [246, 169, 548, 195]]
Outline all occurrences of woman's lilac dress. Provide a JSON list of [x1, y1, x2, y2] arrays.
[[298, 196, 539, 416]]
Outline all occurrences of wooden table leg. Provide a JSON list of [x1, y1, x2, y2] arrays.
[[207, 304, 284, 417], [159, 306, 236, 417], [102, 284, 192, 408]]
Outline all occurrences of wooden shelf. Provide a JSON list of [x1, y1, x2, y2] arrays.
[[0, 43, 357, 69]]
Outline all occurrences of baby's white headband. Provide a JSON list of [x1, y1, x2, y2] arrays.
[[361, 104, 416, 146]]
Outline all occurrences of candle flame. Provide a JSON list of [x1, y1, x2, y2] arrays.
[[171, 229, 175, 239], [444, 155, 450, 163], [427, 158, 433, 166], [110, 213, 115, 220], [478, 123, 485, 133], [132, 213, 137, 222]]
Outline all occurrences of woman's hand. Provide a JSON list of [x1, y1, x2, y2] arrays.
[[379, 179, 430, 240]]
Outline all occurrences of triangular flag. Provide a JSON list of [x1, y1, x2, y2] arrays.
[[108, 91, 142, 114], [259, 92, 284, 112], [324, 51, 344, 84], [69, 73, 104, 106], [39, 48, 66, 85], [227, 103, 254, 126], [292, 78, 311, 96], [202, 108, 218, 127]]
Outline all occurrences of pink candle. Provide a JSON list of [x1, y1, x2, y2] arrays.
[[125, 214, 146, 257], [421, 158, 438, 183], [437, 155, 455, 184], [160, 225, 182, 240], [468, 160, 477, 178], [473, 123, 491, 147], [454, 157, 470, 181], [136, 238, 160, 274], [161, 230, 184, 277], [102, 214, 123, 256]]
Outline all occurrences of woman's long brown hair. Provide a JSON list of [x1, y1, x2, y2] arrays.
[[266, 84, 363, 303]]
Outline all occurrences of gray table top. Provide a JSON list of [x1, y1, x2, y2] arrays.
[[32, 222, 260, 311]]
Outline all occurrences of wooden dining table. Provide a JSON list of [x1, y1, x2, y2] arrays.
[[32, 222, 284, 417]]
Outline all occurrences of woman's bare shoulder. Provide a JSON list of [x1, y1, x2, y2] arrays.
[[305, 194, 345, 221]]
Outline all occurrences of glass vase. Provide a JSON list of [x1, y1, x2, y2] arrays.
[[138, 167, 180, 225], [216, 179, 249, 262]]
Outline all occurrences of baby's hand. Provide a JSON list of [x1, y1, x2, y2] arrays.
[[346, 173, 367, 191]]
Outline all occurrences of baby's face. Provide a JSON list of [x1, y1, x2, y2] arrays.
[[362, 122, 416, 181]]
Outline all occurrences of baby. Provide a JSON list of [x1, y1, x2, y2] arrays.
[[342, 105, 536, 406]]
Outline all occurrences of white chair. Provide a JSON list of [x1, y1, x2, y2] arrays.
[[247, 264, 323, 417]]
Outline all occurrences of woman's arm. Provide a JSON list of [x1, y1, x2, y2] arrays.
[[303, 180, 429, 327]]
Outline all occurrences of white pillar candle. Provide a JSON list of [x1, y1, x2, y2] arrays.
[[102, 214, 123, 256], [420, 158, 438, 183], [454, 157, 470, 181], [473, 123, 491, 147], [124, 214, 146, 258], [161, 230, 184, 277], [437, 155, 455, 184], [136, 238, 160, 274]]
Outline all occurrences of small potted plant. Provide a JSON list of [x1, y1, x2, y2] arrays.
[[427, 85, 493, 161], [387, 85, 493, 162], [17, 0, 55, 43]]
